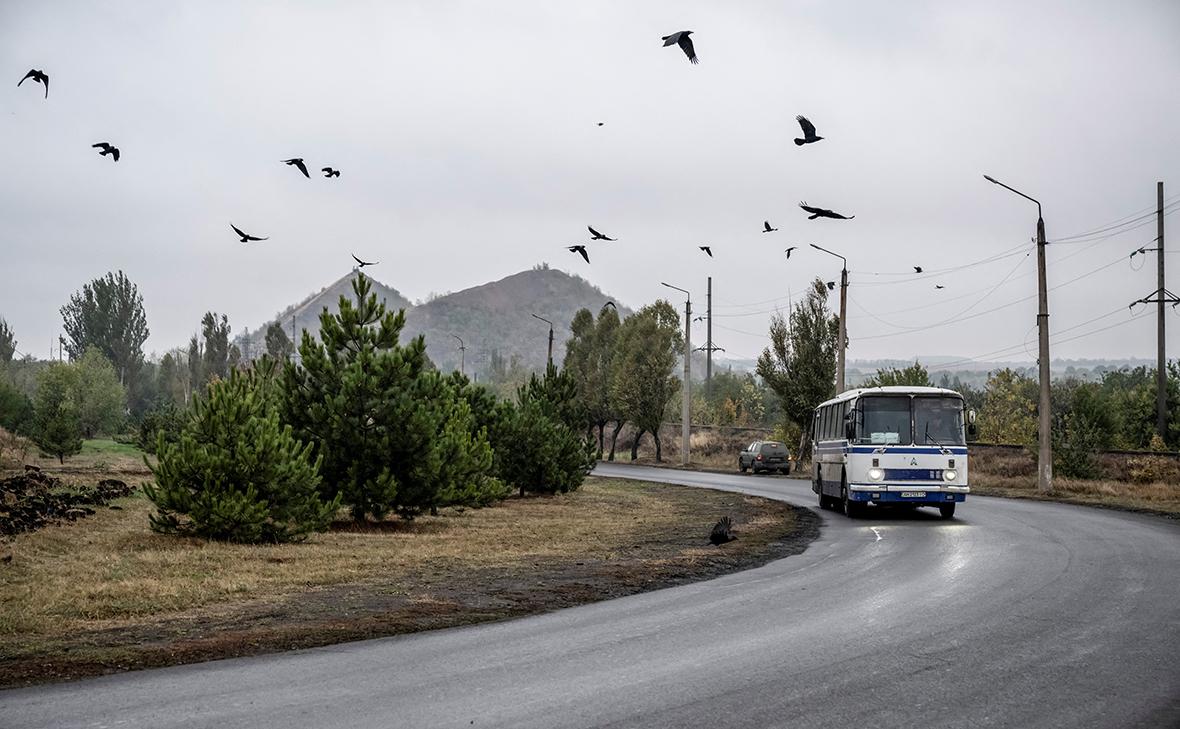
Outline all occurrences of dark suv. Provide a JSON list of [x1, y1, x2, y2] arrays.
[[738, 441, 792, 474]]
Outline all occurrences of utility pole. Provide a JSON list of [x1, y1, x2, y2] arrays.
[[1130, 182, 1175, 440], [810, 244, 849, 393], [985, 174, 1053, 493], [531, 314, 554, 369], [706, 276, 713, 397], [662, 282, 692, 466]]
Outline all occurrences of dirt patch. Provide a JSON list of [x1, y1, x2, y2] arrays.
[[0, 477, 818, 688]]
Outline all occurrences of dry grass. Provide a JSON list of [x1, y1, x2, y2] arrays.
[[969, 446, 1180, 515], [0, 476, 812, 686]]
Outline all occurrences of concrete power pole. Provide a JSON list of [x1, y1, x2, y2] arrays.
[[810, 244, 848, 393], [706, 277, 713, 398], [1131, 182, 1175, 440], [662, 282, 692, 466]]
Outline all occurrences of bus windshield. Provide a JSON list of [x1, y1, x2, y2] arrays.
[[859, 396, 911, 445], [915, 396, 966, 445], [856, 395, 965, 446]]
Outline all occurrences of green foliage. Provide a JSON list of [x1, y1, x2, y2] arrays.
[[0, 318, 15, 364], [60, 271, 149, 388], [283, 273, 504, 521], [72, 348, 127, 438], [144, 366, 338, 543], [200, 312, 232, 384], [32, 363, 83, 463], [138, 402, 187, 455], [757, 278, 839, 457], [265, 322, 294, 361], [610, 300, 682, 461], [493, 396, 596, 496], [862, 361, 932, 388], [1052, 413, 1104, 479], [485, 349, 533, 401], [563, 304, 622, 453], [0, 377, 34, 435], [979, 369, 1038, 445]]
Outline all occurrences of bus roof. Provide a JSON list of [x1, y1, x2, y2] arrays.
[[816, 386, 963, 409]]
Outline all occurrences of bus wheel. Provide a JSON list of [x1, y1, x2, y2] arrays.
[[842, 483, 861, 519], [939, 503, 956, 520]]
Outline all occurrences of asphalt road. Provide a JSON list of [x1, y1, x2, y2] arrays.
[[3, 464, 1179, 728]]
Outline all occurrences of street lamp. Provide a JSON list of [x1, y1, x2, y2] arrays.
[[450, 334, 466, 376], [531, 313, 554, 369], [661, 281, 692, 466], [984, 174, 1052, 493], [810, 243, 849, 393]]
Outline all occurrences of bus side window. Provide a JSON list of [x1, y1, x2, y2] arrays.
[[822, 406, 831, 441]]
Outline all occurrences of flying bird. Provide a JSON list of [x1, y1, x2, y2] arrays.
[[709, 516, 736, 546], [282, 158, 310, 178], [914, 266, 923, 273], [352, 254, 378, 268], [17, 69, 48, 98], [784, 246, 798, 259], [597, 122, 604, 127], [568, 245, 590, 264], [699, 245, 712, 258], [763, 221, 778, 233], [794, 116, 823, 145], [826, 281, 836, 291], [799, 202, 855, 220], [230, 224, 268, 243], [602, 301, 617, 310], [662, 31, 698, 64], [91, 142, 120, 162], [588, 226, 617, 241], [935, 285, 946, 289], [322, 167, 340, 178]]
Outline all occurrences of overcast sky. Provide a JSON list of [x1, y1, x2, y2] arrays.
[[2, 0, 1178, 365]]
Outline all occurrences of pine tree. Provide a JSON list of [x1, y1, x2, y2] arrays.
[[283, 273, 502, 521], [145, 363, 337, 543], [32, 363, 83, 463], [265, 322, 294, 361]]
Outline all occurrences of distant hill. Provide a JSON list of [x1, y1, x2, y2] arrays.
[[236, 270, 412, 359], [237, 265, 629, 376]]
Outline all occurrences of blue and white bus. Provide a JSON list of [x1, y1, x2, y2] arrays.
[[812, 386, 974, 519]]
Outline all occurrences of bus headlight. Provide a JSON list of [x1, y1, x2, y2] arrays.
[[943, 469, 957, 481], [868, 468, 883, 481]]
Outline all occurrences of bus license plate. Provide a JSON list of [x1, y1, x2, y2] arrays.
[[900, 491, 926, 498]]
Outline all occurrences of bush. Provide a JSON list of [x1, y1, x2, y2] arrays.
[[493, 396, 596, 497], [144, 366, 339, 543], [32, 363, 83, 464], [138, 403, 186, 455], [1052, 413, 1104, 480], [0, 378, 33, 435]]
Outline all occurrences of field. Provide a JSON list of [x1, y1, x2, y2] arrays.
[[0, 443, 815, 687]]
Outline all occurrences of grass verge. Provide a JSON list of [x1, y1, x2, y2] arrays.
[[0, 476, 816, 688]]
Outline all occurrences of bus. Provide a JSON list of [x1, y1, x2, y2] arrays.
[[812, 386, 975, 519]]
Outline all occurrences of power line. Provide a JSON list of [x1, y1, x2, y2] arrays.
[[1050, 203, 1178, 244], [1050, 195, 1180, 242]]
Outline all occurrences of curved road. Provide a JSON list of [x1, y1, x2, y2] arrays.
[[4, 464, 1179, 728]]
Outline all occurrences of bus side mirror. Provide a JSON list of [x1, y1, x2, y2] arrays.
[[844, 412, 856, 441], [967, 409, 977, 437]]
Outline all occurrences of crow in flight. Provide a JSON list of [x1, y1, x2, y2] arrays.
[[322, 167, 340, 178], [588, 226, 616, 241], [662, 31, 698, 64], [914, 266, 923, 273], [231, 224, 268, 243], [17, 69, 48, 98], [700, 245, 712, 258], [799, 202, 855, 220], [826, 281, 836, 290], [602, 301, 617, 310], [794, 116, 823, 145], [935, 285, 945, 289], [763, 221, 778, 233], [597, 122, 604, 127], [92, 142, 120, 161], [282, 158, 310, 178], [785, 246, 798, 259], [352, 254, 378, 268], [568, 245, 590, 264]]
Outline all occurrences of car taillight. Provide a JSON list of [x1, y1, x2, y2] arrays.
[[756, 454, 763, 461]]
